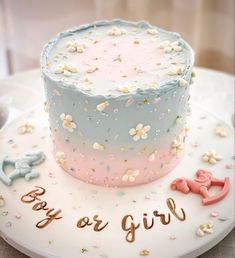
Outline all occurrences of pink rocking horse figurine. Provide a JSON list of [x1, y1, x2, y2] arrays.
[[170, 169, 230, 205]]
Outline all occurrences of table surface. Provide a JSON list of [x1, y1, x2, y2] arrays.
[[0, 67, 234, 258]]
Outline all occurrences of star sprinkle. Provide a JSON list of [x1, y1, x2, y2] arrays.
[[196, 221, 214, 237], [54, 63, 77, 76], [129, 124, 151, 141], [60, 113, 77, 132], [0, 195, 5, 208], [202, 150, 223, 164], [18, 122, 34, 134], [122, 169, 139, 182], [215, 125, 227, 137]]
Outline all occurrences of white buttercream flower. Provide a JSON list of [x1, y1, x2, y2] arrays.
[[66, 40, 86, 53], [93, 142, 105, 151], [167, 65, 184, 76], [202, 150, 223, 164], [196, 221, 214, 237], [129, 124, 151, 141], [55, 152, 66, 165], [96, 101, 110, 112], [60, 113, 77, 132], [122, 169, 140, 182], [146, 28, 158, 35], [107, 26, 126, 36], [18, 122, 34, 134], [54, 63, 77, 76], [171, 139, 183, 155], [159, 40, 182, 53], [215, 125, 227, 137]]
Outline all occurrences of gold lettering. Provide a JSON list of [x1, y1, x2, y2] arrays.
[[77, 217, 93, 228], [32, 201, 49, 211], [121, 215, 140, 243], [36, 209, 62, 229], [93, 215, 109, 232], [167, 198, 186, 221], [153, 210, 170, 225], [143, 213, 154, 229], [21, 186, 45, 203]]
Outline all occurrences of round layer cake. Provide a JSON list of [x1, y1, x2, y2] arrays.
[[41, 19, 194, 187]]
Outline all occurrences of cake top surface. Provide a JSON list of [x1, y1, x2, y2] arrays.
[[42, 20, 194, 97]]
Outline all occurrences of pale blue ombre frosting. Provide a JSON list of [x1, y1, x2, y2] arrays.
[[41, 19, 194, 155]]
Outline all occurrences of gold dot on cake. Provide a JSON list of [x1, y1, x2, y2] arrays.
[[139, 249, 150, 256], [80, 248, 88, 253], [0, 195, 5, 208]]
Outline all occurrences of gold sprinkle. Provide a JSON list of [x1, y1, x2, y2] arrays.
[[133, 39, 140, 44], [139, 249, 150, 256], [143, 98, 149, 104]]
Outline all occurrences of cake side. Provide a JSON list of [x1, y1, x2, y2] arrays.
[[41, 20, 194, 187]]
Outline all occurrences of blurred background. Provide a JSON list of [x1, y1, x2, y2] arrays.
[[0, 0, 234, 79]]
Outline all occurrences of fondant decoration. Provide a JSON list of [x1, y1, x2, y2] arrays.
[[171, 169, 230, 205], [21, 186, 63, 228], [202, 150, 223, 164], [0, 195, 5, 207], [215, 125, 227, 137], [18, 122, 34, 134], [0, 151, 45, 186], [41, 19, 194, 187], [196, 221, 214, 237]]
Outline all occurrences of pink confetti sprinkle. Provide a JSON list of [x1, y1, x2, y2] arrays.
[[125, 98, 134, 107], [225, 164, 234, 169], [53, 89, 61, 96], [192, 141, 199, 148], [144, 195, 151, 200], [109, 154, 115, 160], [14, 213, 22, 219], [48, 172, 55, 178], [113, 108, 119, 114], [210, 211, 219, 217], [169, 236, 176, 240], [200, 115, 207, 120], [152, 97, 161, 104]]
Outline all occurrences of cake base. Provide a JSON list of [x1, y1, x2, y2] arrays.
[[0, 104, 234, 258]]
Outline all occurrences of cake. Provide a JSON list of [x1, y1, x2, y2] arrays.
[[41, 19, 194, 187]]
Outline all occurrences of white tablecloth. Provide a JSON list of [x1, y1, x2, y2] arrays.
[[0, 67, 234, 258]]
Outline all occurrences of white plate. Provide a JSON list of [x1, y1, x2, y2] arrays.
[[0, 103, 234, 258]]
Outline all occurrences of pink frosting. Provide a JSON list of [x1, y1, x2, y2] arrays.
[[53, 139, 184, 187]]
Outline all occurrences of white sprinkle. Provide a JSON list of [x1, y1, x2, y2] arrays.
[[146, 28, 158, 35], [96, 101, 110, 112], [179, 79, 187, 87], [93, 142, 105, 151]]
